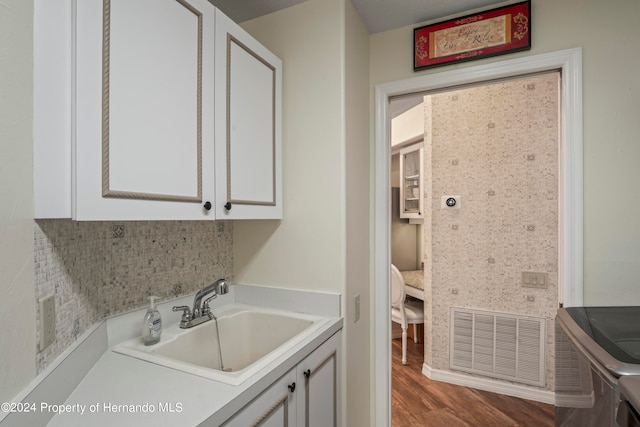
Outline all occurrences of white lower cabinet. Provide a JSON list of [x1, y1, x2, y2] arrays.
[[222, 369, 297, 427], [222, 331, 341, 427], [296, 332, 341, 427]]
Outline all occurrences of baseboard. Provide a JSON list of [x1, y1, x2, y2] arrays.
[[422, 364, 555, 405]]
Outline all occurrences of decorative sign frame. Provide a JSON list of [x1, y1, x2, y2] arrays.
[[414, 0, 531, 71]]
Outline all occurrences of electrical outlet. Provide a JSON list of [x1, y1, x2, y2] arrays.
[[40, 294, 56, 350], [354, 294, 361, 323]]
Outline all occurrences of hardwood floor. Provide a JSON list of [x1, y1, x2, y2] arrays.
[[391, 338, 555, 427]]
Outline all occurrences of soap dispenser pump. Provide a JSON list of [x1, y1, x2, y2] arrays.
[[142, 296, 162, 346]]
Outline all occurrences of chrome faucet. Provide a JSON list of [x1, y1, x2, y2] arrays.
[[173, 279, 230, 328]]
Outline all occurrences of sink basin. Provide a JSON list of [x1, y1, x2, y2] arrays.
[[113, 304, 329, 385]]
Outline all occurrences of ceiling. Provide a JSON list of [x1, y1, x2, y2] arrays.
[[210, 0, 506, 34], [211, 0, 509, 118]]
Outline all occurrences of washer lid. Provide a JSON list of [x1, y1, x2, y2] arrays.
[[566, 306, 640, 364]]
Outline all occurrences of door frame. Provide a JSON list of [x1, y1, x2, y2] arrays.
[[373, 48, 584, 425]]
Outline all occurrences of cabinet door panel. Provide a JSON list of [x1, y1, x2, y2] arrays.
[[107, 0, 201, 200], [74, 0, 215, 220], [298, 332, 341, 427], [305, 353, 337, 426], [223, 370, 296, 427], [399, 143, 424, 220], [215, 11, 282, 219], [228, 38, 276, 205]]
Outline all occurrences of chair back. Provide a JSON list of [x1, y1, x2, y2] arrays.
[[390, 264, 406, 308]]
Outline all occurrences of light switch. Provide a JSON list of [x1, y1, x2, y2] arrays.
[[522, 271, 548, 289]]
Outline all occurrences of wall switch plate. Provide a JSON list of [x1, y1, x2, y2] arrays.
[[40, 294, 56, 350], [522, 271, 549, 289], [354, 294, 361, 323]]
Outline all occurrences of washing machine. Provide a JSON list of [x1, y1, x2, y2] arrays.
[[617, 376, 640, 427], [555, 307, 640, 426]]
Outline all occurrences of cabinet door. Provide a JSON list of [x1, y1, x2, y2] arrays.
[[223, 369, 297, 427], [214, 10, 282, 220], [74, 0, 215, 220], [399, 143, 424, 219], [297, 332, 342, 427]]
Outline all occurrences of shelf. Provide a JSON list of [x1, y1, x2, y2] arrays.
[[399, 143, 424, 220]]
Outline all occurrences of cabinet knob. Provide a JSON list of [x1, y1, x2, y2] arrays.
[[224, 202, 232, 211], [203, 201, 212, 211], [303, 369, 311, 378], [288, 382, 296, 393]]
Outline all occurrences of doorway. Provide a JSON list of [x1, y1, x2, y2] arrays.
[[374, 48, 584, 425], [390, 71, 561, 423]]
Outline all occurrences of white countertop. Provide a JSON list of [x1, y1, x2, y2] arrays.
[[47, 315, 341, 426], [1, 284, 342, 427], [48, 351, 222, 426]]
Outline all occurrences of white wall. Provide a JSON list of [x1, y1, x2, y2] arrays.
[[0, 0, 37, 402], [391, 103, 423, 147], [370, 0, 640, 306]]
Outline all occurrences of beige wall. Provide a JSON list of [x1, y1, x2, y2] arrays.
[[371, 0, 640, 306], [0, 0, 37, 402], [237, 0, 345, 293], [240, 0, 371, 425], [344, 1, 371, 425]]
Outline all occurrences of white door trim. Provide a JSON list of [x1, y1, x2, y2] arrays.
[[373, 48, 583, 425]]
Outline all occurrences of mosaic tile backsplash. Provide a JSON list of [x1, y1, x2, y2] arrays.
[[34, 220, 233, 372], [423, 72, 560, 390]]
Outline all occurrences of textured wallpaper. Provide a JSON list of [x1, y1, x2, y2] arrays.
[[423, 72, 560, 391], [34, 220, 233, 372]]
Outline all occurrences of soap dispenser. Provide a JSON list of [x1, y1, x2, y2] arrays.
[[142, 296, 162, 346]]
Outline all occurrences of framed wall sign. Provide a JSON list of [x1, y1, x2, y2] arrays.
[[414, 0, 531, 71]]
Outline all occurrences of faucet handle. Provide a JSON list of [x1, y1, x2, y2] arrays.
[[172, 305, 191, 314], [172, 305, 192, 328], [202, 295, 217, 317]]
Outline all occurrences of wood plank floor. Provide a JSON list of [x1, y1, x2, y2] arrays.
[[391, 338, 555, 427]]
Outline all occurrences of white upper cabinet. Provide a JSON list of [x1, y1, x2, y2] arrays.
[[73, 0, 215, 220], [34, 0, 282, 221], [34, 0, 73, 219], [214, 11, 283, 220], [399, 143, 424, 220]]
